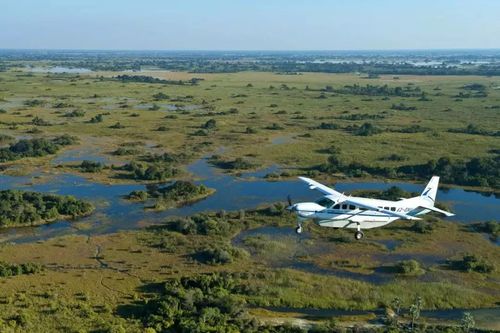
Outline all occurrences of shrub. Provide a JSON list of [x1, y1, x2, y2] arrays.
[[266, 123, 284, 130], [64, 110, 85, 117], [245, 127, 257, 134], [152, 92, 169, 100], [316, 122, 339, 130], [472, 221, 499, 238], [210, 156, 254, 170], [198, 246, 234, 264], [394, 260, 424, 275], [411, 220, 434, 234], [169, 214, 231, 236], [137, 273, 246, 332], [448, 254, 495, 273], [79, 160, 104, 173], [391, 103, 417, 111], [354, 122, 382, 136], [120, 161, 178, 181], [89, 114, 104, 123], [202, 119, 217, 130], [112, 147, 138, 156], [109, 122, 125, 129]]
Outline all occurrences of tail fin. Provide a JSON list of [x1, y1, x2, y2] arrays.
[[421, 176, 439, 203]]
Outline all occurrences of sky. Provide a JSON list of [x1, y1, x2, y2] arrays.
[[1, 0, 499, 51]]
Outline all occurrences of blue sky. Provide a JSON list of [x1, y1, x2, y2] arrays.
[[1, 0, 499, 50]]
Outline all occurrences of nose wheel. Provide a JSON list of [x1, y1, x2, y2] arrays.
[[295, 225, 303, 234]]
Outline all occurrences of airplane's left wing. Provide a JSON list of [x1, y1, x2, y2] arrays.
[[298, 177, 342, 196]]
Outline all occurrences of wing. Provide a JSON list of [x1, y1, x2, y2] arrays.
[[343, 197, 421, 221], [298, 177, 342, 196]]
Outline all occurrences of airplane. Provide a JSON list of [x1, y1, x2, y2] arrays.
[[287, 176, 454, 240]]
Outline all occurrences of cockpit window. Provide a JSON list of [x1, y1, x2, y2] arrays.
[[315, 197, 334, 208]]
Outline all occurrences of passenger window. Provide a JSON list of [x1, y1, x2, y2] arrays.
[[384, 206, 389, 210], [391, 207, 396, 211], [333, 204, 340, 209], [349, 205, 355, 210], [342, 204, 348, 210]]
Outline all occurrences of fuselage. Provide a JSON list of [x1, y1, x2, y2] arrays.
[[293, 195, 431, 229]]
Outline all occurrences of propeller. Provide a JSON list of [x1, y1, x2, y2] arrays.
[[286, 195, 294, 211]]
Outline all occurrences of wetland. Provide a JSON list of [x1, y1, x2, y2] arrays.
[[0, 50, 499, 332]]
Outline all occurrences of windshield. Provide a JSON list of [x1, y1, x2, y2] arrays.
[[315, 197, 334, 208]]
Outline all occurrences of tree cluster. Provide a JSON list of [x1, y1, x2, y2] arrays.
[[0, 190, 93, 227], [0, 135, 77, 163], [0, 261, 42, 277], [317, 151, 499, 189]]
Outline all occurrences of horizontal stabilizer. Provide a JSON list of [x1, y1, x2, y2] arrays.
[[418, 204, 455, 217]]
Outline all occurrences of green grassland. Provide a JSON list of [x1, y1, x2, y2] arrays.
[[0, 66, 499, 332], [0, 69, 499, 189], [0, 209, 498, 331]]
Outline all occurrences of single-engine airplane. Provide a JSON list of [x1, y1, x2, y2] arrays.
[[287, 176, 454, 240]]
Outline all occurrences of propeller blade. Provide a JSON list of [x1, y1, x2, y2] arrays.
[[287, 195, 293, 207]]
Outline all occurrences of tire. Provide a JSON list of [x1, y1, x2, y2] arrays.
[[354, 231, 364, 240], [295, 226, 303, 234]]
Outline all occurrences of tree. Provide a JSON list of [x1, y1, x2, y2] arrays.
[[461, 312, 475, 333], [409, 296, 422, 331], [202, 119, 217, 130]]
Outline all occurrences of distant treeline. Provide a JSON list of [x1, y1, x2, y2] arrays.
[[0, 135, 77, 163], [169, 61, 500, 76], [0, 190, 93, 227], [313, 84, 423, 97], [114, 75, 203, 85], [5, 50, 500, 75], [316, 153, 499, 189], [267, 62, 500, 76]]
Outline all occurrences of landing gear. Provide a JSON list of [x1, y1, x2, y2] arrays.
[[354, 223, 364, 240], [295, 225, 303, 234], [354, 230, 364, 240]]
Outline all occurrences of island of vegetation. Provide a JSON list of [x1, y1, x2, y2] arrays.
[[0, 190, 94, 228], [126, 180, 215, 211], [0, 135, 77, 163]]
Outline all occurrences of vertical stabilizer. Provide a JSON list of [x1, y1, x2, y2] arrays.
[[421, 176, 439, 203]]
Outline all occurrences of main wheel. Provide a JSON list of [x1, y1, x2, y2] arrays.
[[295, 226, 303, 234], [354, 231, 364, 240]]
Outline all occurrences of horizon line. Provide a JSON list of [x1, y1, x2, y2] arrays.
[[1, 47, 500, 53]]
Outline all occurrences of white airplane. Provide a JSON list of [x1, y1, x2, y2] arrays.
[[288, 176, 454, 240]]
